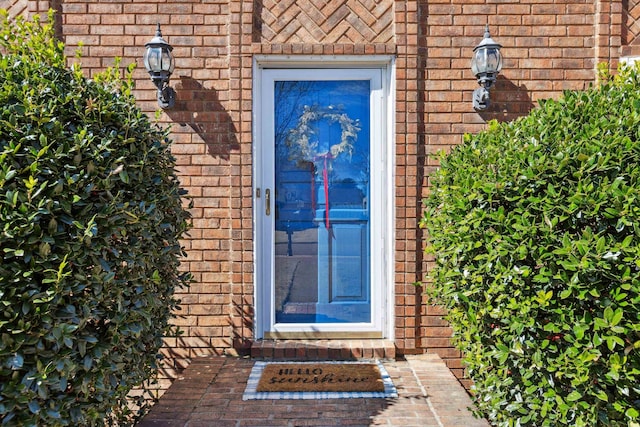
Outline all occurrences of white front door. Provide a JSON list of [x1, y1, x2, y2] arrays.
[[254, 60, 393, 339]]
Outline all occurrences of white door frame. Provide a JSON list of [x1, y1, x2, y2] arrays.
[[252, 55, 395, 340]]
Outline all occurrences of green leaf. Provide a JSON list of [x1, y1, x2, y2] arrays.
[[604, 306, 614, 323], [593, 390, 609, 402], [573, 323, 587, 340], [119, 169, 129, 183], [605, 335, 624, 351], [78, 339, 87, 357], [566, 390, 582, 402], [610, 308, 623, 327]]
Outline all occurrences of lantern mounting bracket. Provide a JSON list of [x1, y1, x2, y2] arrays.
[[473, 86, 490, 111], [157, 85, 176, 110]]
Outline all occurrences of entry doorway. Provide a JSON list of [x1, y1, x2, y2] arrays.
[[254, 58, 394, 339]]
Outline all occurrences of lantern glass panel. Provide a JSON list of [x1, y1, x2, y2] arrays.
[[471, 47, 502, 76], [144, 46, 162, 73], [471, 49, 486, 76], [161, 49, 175, 73], [471, 51, 479, 76], [486, 48, 502, 73]]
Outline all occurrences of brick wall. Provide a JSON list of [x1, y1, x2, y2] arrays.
[[16, 0, 627, 385]]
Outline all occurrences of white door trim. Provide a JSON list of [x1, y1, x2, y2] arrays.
[[252, 55, 395, 340]]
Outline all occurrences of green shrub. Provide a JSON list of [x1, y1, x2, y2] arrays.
[[422, 65, 640, 426], [0, 11, 190, 425]]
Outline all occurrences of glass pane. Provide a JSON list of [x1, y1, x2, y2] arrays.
[[144, 47, 161, 72], [274, 80, 371, 324]]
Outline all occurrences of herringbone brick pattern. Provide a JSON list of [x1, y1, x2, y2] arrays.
[[624, 0, 640, 44], [255, 0, 393, 44], [0, 0, 27, 18]]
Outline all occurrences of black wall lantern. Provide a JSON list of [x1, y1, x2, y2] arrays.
[[143, 23, 175, 109], [471, 25, 502, 111]]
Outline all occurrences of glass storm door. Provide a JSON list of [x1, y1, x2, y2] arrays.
[[257, 67, 386, 337]]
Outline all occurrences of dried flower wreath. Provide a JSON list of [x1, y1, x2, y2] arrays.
[[284, 105, 361, 229], [285, 104, 361, 164]]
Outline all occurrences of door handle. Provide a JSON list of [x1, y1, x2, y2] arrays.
[[265, 189, 271, 216]]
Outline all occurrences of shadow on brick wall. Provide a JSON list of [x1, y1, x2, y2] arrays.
[[231, 297, 254, 356], [478, 76, 535, 123], [51, 0, 64, 40], [167, 76, 240, 160], [252, 0, 263, 42], [157, 333, 224, 382], [413, 0, 428, 355]]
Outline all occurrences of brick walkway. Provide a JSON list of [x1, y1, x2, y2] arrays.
[[138, 354, 490, 427]]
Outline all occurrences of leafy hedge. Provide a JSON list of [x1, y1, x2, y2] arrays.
[[0, 11, 190, 425], [423, 64, 640, 426]]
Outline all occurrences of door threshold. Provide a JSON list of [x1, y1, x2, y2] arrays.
[[264, 331, 383, 340]]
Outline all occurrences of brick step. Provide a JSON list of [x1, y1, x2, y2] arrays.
[[250, 339, 396, 361]]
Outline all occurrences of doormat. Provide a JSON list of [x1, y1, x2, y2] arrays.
[[243, 361, 398, 400]]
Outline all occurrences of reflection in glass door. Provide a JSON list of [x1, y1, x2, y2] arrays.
[[274, 80, 371, 324]]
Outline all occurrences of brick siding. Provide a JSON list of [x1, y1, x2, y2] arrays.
[[15, 0, 627, 386]]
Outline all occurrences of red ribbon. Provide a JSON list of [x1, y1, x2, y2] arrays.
[[323, 156, 330, 229], [313, 153, 333, 230]]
